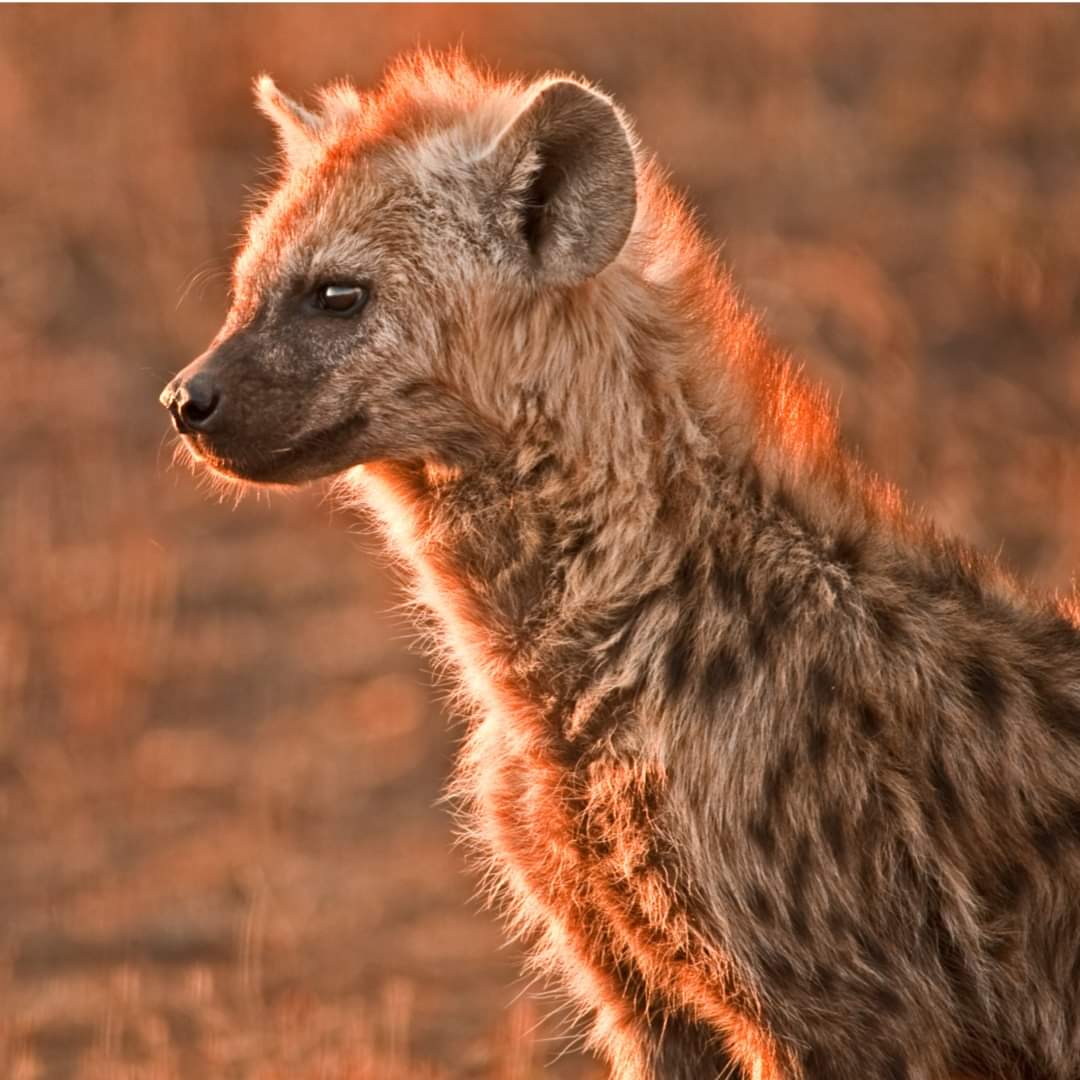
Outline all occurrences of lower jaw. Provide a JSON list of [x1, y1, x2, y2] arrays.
[[205, 451, 309, 485], [189, 410, 372, 485], [191, 440, 364, 486]]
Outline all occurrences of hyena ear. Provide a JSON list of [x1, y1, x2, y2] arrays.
[[254, 75, 322, 169], [485, 79, 637, 285]]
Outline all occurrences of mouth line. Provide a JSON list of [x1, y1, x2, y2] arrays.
[[185, 407, 371, 480], [273, 406, 371, 460]]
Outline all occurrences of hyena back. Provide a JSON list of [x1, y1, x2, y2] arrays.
[[161, 53, 1080, 1080]]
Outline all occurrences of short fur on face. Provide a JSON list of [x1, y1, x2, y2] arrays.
[[163, 52, 1080, 1080]]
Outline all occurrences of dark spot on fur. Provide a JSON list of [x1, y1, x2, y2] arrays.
[[762, 747, 795, 810], [747, 885, 774, 926], [750, 581, 792, 658], [825, 905, 851, 937], [1027, 612, 1080, 655], [874, 985, 905, 1015], [857, 796, 886, 888], [655, 487, 680, 527], [1000, 860, 1030, 906], [867, 597, 905, 645], [964, 650, 1007, 732], [821, 808, 846, 865], [748, 621, 769, 660], [672, 551, 698, 597], [648, 1011, 738, 1075], [914, 562, 951, 599], [1033, 680, 1080, 742], [830, 532, 863, 572], [987, 931, 1017, 964], [978, 860, 1029, 909], [885, 1051, 909, 1080], [929, 754, 961, 820], [741, 465, 764, 506], [759, 949, 794, 984], [1067, 934, 1080, 999], [771, 485, 800, 521], [919, 550, 983, 603], [663, 616, 696, 698], [894, 846, 920, 892], [1066, 799, 1080, 840], [711, 558, 751, 609], [856, 930, 891, 972], [788, 832, 812, 905], [805, 664, 836, 763], [1032, 820, 1061, 865], [812, 964, 838, 994], [858, 700, 884, 739], [789, 904, 810, 942], [809, 661, 837, 708], [927, 897, 981, 1012], [801, 1045, 829, 1077], [1031, 799, 1080, 866], [807, 722, 829, 766], [701, 646, 741, 699], [749, 816, 776, 858]]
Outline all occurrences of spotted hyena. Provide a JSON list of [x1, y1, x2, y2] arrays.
[[161, 53, 1080, 1080]]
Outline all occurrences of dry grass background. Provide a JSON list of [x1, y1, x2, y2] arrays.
[[3, 5, 1080, 1078]]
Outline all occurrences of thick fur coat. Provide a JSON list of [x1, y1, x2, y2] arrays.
[[162, 54, 1080, 1080]]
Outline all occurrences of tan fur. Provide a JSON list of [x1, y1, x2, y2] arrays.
[[162, 52, 1080, 1080]]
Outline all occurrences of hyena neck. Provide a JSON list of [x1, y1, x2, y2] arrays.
[[354, 259, 876, 713]]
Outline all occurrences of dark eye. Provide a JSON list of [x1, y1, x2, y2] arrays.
[[312, 283, 369, 316]]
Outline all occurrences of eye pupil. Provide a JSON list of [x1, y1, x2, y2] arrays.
[[315, 283, 367, 314]]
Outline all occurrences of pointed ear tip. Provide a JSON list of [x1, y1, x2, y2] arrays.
[[254, 74, 278, 101]]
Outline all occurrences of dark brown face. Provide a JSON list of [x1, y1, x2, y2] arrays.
[[159, 146, 482, 486], [160, 281, 380, 485]]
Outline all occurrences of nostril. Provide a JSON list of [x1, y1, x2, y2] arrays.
[[176, 374, 221, 430], [180, 390, 220, 426]]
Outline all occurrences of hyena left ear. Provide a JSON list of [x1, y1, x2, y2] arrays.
[[485, 79, 637, 286], [254, 75, 322, 169]]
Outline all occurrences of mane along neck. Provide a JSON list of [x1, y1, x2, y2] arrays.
[[347, 161, 958, 683], [346, 185, 1051, 780], [449, 157, 889, 517]]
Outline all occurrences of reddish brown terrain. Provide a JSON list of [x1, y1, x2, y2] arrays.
[[3, 6, 1080, 1077]]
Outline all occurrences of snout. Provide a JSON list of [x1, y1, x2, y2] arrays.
[[160, 369, 222, 435], [159, 334, 372, 484]]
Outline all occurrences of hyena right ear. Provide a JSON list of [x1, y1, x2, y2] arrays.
[[254, 75, 322, 169], [483, 79, 638, 286]]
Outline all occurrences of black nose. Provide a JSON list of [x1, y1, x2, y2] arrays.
[[160, 372, 221, 434]]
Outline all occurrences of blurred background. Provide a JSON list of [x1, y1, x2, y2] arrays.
[[3, 5, 1080, 1077]]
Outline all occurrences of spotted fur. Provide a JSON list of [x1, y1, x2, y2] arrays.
[[163, 52, 1080, 1080]]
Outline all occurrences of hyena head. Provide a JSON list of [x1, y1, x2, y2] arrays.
[[161, 56, 638, 484]]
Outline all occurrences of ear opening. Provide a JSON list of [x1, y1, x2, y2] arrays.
[[490, 79, 637, 286], [521, 158, 566, 259]]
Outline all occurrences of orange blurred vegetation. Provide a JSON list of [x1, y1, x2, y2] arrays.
[[2, 5, 1080, 1077]]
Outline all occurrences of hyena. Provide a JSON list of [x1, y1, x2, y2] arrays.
[[161, 53, 1080, 1080]]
